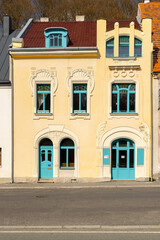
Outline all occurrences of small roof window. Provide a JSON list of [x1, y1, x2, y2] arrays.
[[44, 27, 68, 48]]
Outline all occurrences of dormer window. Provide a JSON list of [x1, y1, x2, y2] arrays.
[[44, 28, 68, 48], [50, 34, 62, 47]]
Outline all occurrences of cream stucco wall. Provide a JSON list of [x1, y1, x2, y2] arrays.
[[11, 18, 153, 182]]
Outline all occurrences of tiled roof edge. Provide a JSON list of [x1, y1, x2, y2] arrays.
[[16, 18, 33, 38]]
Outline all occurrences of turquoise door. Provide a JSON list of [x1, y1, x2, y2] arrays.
[[39, 146, 53, 179], [111, 139, 135, 180]]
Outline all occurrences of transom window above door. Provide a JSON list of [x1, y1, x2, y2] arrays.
[[73, 84, 87, 113], [112, 83, 136, 113], [37, 84, 51, 113]]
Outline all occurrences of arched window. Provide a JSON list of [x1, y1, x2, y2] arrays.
[[106, 38, 114, 57], [134, 38, 142, 57], [119, 36, 129, 57], [112, 83, 136, 113], [60, 138, 74, 168]]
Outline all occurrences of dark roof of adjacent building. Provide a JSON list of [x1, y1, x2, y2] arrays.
[[0, 22, 20, 84], [139, 2, 160, 72]]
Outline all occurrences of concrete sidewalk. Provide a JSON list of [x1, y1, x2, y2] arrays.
[[0, 180, 160, 189]]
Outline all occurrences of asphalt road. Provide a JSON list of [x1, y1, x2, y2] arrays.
[[0, 187, 160, 239]]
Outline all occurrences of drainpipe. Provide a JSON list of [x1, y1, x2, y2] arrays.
[[151, 50, 154, 181], [9, 51, 14, 184]]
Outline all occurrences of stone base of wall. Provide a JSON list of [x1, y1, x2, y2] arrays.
[[0, 178, 12, 183], [13, 177, 152, 183]]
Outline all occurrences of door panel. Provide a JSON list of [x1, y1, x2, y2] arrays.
[[39, 146, 53, 179], [111, 139, 135, 180]]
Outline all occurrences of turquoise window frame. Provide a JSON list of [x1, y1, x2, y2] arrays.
[[134, 38, 142, 57], [60, 146, 75, 169], [119, 36, 129, 57], [73, 84, 87, 114], [112, 83, 136, 113], [44, 28, 68, 48], [106, 38, 114, 57], [36, 84, 51, 113]]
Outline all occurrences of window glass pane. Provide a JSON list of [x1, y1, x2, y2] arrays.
[[73, 93, 79, 111], [129, 93, 135, 112], [119, 150, 127, 168], [130, 149, 134, 168], [68, 149, 74, 167], [60, 149, 66, 167], [50, 38, 53, 47], [61, 138, 74, 147], [119, 46, 129, 57], [135, 46, 142, 57], [112, 94, 117, 112], [48, 150, 52, 162], [129, 142, 133, 147], [106, 46, 114, 57], [41, 150, 45, 162], [59, 38, 62, 46], [45, 93, 50, 111], [37, 93, 43, 110], [130, 84, 135, 91], [119, 36, 129, 43], [40, 138, 53, 146], [119, 140, 127, 147], [112, 84, 117, 91], [135, 38, 141, 44], [37, 84, 50, 91], [120, 91, 127, 111], [73, 84, 87, 91], [112, 149, 116, 168], [55, 37, 58, 46], [81, 93, 87, 111]]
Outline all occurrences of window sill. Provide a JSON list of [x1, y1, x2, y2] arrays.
[[109, 113, 139, 119], [60, 168, 75, 170], [33, 113, 53, 120], [113, 57, 136, 61], [70, 113, 90, 120]]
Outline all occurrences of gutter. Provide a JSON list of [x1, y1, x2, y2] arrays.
[[9, 47, 98, 52], [8, 52, 13, 184], [151, 49, 154, 181]]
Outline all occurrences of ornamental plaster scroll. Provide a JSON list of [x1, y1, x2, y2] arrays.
[[66, 69, 94, 95], [30, 69, 58, 93], [139, 121, 150, 147], [96, 121, 107, 148]]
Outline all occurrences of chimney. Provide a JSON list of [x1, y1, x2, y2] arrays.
[[40, 17, 49, 22], [3, 15, 12, 36], [144, 0, 150, 3], [76, 15, 85, 21]]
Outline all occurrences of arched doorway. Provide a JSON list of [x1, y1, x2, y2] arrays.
[[111, 139, 135, 180], [60, 138, 75, 169], [39, 138, 53, 179]]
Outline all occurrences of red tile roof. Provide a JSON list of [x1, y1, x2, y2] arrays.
[[107, 19, 141, 31], [23, 21, 97, 48], [139, 2, 160, 72]]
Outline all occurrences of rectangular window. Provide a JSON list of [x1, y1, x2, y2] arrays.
[[0, 148, 2, 166], [119, 36, 129, 57], [112, 83, 136, 113], [50, 34, 62, 47], [37, 84, 51, 113], [73, 84, 87, 113]]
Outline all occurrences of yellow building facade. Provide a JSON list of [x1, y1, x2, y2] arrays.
[[9, 17, 153, 182]]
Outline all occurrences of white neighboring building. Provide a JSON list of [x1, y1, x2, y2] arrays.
[[0, 16, 19, 182]]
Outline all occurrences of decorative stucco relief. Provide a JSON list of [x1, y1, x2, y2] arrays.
[[96, 121, 107, 148], [113, 68, 135, 79], [66, 69, 94, 95], [139, 121, 150, 147], [30, 69, 58, 93]]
